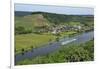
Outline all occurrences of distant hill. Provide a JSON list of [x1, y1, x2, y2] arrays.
[[31, 12, 94, 24], [15, 11, 32, 16]]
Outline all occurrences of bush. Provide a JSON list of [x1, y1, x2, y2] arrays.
[[15, 26, 32, 34], [65, 46, 91, 62]]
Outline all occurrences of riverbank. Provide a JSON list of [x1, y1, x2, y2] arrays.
[[16, 39, 94, 65]]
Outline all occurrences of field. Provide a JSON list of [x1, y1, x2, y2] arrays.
[[15, 31, 76, 54], [15, 33, 55, 54]]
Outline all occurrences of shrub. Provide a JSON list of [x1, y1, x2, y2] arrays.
[[15, 26, 32, 34]]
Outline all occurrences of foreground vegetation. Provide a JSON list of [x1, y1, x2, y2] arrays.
[[16, 40, 94, 65]]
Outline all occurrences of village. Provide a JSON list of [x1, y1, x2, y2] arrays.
[[34, 23, 83, 35]]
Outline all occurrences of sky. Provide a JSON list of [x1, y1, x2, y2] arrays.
[[15, 3, 94, 15]]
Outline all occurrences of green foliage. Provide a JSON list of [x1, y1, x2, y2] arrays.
[[65, 46, 91, 62], [55, 37, 60, 42], [42, 12, 94, 25], [15, 26, 32, 34]]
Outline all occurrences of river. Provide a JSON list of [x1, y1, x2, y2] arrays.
[[15, 31, 94, 64]]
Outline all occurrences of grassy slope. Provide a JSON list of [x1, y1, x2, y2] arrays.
[[15, 14, 49, 30], [15, 33, 56, 54]]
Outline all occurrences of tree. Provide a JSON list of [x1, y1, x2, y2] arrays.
[[55, 37, 60, 42], [21, 48, 25, 55], [31, 46, 34, 52], [65, 46, 92, 62]]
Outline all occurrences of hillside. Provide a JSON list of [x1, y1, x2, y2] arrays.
[[15, 11, 94, 25], [15, 11, 94, 34]]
